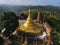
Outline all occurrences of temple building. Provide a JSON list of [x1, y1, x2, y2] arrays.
[[18, 13, 28, 20], [15, 9, 52, 45]]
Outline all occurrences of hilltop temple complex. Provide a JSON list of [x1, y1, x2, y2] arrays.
[[15, 9, 52, 45]]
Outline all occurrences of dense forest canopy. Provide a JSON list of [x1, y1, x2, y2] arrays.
[[0, 5, 60, 14]]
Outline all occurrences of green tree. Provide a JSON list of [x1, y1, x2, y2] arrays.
[[0, 15, 4, 33], [2, 12, 19, 37]]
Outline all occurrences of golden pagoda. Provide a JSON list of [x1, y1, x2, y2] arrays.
[[16, 9, 43, 35], [15, 9, 52, 45]]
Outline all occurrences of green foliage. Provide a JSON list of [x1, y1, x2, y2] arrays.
[[45, 13, 60, 45], [0, 15, 4, 32], [1, 12, 19, 37], [51, 30, 60, 45], [31, 12, 37, 20]]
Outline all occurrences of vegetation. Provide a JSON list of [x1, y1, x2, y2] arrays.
[[0, 12, 19, 37], [0, 5, 60, 45]]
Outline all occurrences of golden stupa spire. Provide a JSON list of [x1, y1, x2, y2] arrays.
[[16, 8, 42, 35], [27, 8, 32, 21], [28, 8, 30, 18]]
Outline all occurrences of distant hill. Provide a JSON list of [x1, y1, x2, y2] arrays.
[[0, 5, 60, 15]]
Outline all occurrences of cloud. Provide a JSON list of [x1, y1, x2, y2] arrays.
[[0, 0, 42, 5], [0, 0, 6, 4], [0, 0, 60, 6]]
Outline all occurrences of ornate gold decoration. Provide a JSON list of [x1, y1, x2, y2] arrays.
[[16, 9, 42, 35]]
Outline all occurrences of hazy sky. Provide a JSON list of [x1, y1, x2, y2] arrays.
[[0, 0, 60, 6]]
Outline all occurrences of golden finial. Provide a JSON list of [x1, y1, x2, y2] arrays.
[[29, 8, 30, 16], [27, 8, 31, 20]]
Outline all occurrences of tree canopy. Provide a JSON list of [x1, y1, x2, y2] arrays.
[[1, 12, 19, 37]]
